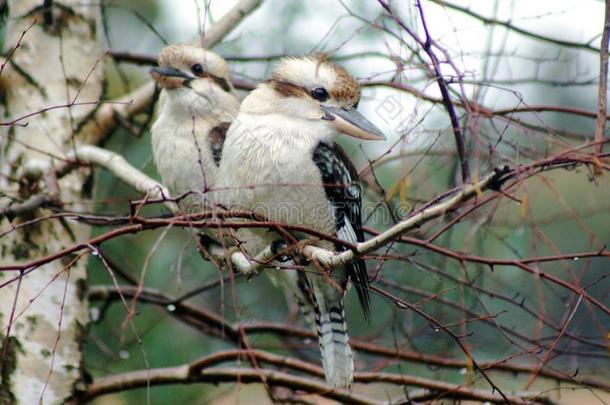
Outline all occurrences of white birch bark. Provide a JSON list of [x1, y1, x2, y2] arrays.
[[0, 1, 103, 403]]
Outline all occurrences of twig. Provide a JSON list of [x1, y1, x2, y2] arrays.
[[0, 19, 37, 76], [0, 195, 59, 219], [595, 0, 610, 159], [430, 0, 601, 53], [363, 80, 608, 141], [378, 0, 470, 182]]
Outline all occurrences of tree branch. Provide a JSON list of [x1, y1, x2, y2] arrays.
[[197, 0, 264, 48], [303, 168, 507, 269], [377, 0, 470, 183], [595, 0, 610, 159], [86, 284, 610, 393], [65, 145, 175, 211], [5, 152, 609, 315], [430, 0, 601, 53], [80, 349, 556, 405], [83, 363, 378, 405]]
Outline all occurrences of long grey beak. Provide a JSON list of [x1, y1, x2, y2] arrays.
[[321, 105, 386, 141], [149, 66, 193, 80]]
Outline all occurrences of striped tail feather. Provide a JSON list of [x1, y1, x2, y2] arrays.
[[316, 304, 354, 388], [295, 295, 317, 331], [296, 269, 354, 387]]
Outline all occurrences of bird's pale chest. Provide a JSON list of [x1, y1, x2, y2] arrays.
[[151, 119, 215, 198], [222, 132, 334, 235]]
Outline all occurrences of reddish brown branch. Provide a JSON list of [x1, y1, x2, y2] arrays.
[[82, 363, 377, 405], [81, 349, 556, 405], [3, 153, 609, 315], [370, 233, 610, 316], [86, 285, 610, 392], [0, 20, 37, 76]]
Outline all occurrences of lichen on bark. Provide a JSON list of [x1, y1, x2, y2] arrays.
[[0, 1, 103, 403]]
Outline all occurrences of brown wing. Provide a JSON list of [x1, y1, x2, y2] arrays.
[[208, 122, 231, 166]]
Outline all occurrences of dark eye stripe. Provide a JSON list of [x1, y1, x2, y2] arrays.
[[268, 79, 309, 98], [211, 75, 232, 92], [189, 61, 232, 92]]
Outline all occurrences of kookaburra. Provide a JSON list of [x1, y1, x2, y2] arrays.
[[149, 44, 240, 212], [217, 55, 386, 387]]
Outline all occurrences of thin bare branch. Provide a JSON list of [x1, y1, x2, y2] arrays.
[[595, 0, 610, 158], [430, 0, 601, 53]]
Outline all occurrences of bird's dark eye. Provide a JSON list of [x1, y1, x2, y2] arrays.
[[311, 87, 329, 102], [191, 63, 205, 76]]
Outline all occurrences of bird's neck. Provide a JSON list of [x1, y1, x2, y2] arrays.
[[238, 112, 338, 149], [159, 90, 232, 126]]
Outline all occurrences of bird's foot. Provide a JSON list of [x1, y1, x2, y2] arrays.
[[227, 246, 259, 280], [270, 239, 292, 262], [197, 233, 220, 261]]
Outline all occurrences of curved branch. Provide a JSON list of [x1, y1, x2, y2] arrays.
[[68, 145, 167, 196], [86, 285, 610, 392], [83, 366, 378, 405], [378, 0, 470, 183], [65, 145, 176, 211], [81, 350, 556, 405]]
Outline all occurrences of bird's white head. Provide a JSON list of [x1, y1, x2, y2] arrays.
[[149, 44, 237, 118], [241, 54, 386, 141]]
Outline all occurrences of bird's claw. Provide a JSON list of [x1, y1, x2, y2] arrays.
[[227, 246, 259, 280], [197, 233, 221, 261], [270, 239, 292, 263]]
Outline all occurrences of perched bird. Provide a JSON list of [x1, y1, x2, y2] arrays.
[[150, 43, 240, 212], [217, 55, 386, 387]]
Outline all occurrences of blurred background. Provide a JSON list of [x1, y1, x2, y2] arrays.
[[85, 0, 609, 403]]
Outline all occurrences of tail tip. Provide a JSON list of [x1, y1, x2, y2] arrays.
[[327, 375, 353, 389], [323, 359, 354, 388]]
